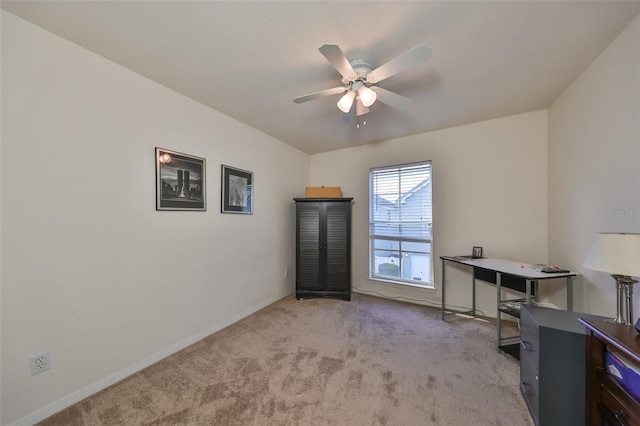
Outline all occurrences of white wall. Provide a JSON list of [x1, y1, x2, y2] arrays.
[[5, 6, 637, 425], [309, 110, 550, 317], [0, 12, 308, 425], [548, 16, 640, 315]]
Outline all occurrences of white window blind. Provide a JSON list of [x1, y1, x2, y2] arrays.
[[369, 161, 433, 286], [370, 162, 432, 242]]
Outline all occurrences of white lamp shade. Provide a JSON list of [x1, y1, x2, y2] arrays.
[[337, 91, 356, 113], [583, 233, 640, 277], [358, 86, 377, 107]]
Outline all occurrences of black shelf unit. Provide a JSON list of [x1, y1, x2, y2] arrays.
[[498, 298, 525, 318], [474, 265, 536, 360], [499, 343, 521, 359], [498, 298, 525, 360]]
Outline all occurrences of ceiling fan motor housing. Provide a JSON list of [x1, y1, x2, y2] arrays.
[[341, 58, 373, 85]]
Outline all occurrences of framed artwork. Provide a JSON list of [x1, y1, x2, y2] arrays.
[[156, 147, 206, 211], [221, 164, 253, 214], [472, 246, 483, 258]]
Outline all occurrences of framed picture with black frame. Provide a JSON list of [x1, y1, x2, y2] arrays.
[[221, 164, 253, 214], [472, 246, 483, 258], [155, 148, 206, 211]]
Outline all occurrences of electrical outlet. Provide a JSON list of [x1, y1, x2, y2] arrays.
[[284, 268, 289, 278], [30, 352, 50, 375]]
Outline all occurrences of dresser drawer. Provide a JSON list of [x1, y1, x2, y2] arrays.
[[521, 355, 539, 423], [600, 372, 640, 425], [520, 306, 540, 367], [520, 341, 537, 377]]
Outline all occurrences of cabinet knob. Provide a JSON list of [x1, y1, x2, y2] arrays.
[[614, 409, 626, 420]]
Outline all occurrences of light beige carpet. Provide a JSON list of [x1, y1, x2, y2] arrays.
[[38, 293, 533, 425]]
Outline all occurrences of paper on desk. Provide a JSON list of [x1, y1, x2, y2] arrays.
[[608, 364, 623, 380]]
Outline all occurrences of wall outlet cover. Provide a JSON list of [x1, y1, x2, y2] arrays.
[[30, 352, 50, 375]]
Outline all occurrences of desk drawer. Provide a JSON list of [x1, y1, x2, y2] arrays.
[[600, 371, 640, 425], [473, 267, 534, 295]]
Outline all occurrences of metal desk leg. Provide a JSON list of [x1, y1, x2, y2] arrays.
[[496, 272, 502, 350], [525, 280, 532, 304], [472, 268, 476, 316], [441, 259, 446, 320], [566, 276, 573, 311]]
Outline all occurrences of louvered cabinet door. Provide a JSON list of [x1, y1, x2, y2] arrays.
[[296, 202, 322, 291], [325, 202, 351, 294], [294, 198, 352, 301]]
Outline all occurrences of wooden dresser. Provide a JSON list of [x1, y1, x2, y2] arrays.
[[580, 318, 640, 425]]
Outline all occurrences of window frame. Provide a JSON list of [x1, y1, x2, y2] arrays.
[[369, 161, 434, 288]]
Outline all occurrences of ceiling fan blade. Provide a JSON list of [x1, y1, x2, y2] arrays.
[[293, 86, 346, 104], [319, 44, 357, 81], [371, 87, 412, 110], [367, 45, 432, 84]]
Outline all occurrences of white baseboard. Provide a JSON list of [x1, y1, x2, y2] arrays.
[[9, 290, 293, 426]]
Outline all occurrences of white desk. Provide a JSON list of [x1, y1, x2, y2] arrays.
[[440, 256, 579, 357]]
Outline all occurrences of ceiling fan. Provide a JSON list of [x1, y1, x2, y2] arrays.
[[293, 44, 432, 119]]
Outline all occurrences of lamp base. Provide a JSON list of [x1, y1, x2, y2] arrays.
[[611, 275, 638, 326]]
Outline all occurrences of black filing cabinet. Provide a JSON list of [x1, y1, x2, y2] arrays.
[[294, 198, 352, 301], [520, 304, 606, 426]]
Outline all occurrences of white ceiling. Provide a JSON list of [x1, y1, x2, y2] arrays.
[[3, 1, 640, 154]]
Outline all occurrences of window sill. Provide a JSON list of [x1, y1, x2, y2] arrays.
[[369, 276, 435, 291]]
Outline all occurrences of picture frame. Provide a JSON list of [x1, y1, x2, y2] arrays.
[[472, 246, 483, 258], [221, 164, 253, 214], [156, 147, 206, 211]]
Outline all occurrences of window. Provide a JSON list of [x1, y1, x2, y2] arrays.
[[369, 162, 433, 287]]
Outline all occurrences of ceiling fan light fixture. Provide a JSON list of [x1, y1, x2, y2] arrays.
[[337, 90, 356, 113], [358, 86, 377, 107], [355, 100, 369, 116]]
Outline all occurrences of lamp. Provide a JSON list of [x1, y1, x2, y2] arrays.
[[357, 85, 377, 107], [583, 233, 640, 325], [337, 80, 378, 114], [337, 90, 356, 113]]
